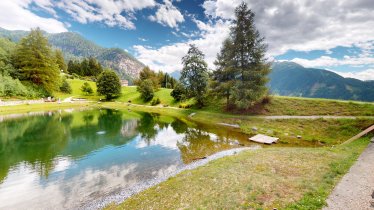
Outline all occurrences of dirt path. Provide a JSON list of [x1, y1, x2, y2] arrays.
[[324, 141, 374, 210]]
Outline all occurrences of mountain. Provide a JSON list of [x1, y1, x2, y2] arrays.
[[170, 70, 181, 80], [0, 28, 144, 81], [269, 62, 374, 102]]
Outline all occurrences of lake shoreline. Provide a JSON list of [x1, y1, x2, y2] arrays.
[[83, 146, 260, 210]]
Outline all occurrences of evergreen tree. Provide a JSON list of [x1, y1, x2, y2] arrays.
[[96, 69, 121, 100], [55, 49, 67, 73], [180, 44, 209, 108], [229, 3, 270, 109], [80, 58, 89, 76], [88, 57, 103, 76], [211, 38, 236, 109], [13, 28, 61, 94], [135, 67, 159, 90]]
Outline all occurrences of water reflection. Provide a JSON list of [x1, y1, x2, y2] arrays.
[[0, 109, 251, 209]]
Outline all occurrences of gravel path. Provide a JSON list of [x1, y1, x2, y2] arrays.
[[324, 141, 374, 210]]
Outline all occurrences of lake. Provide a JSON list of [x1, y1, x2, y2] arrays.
[[0, 108, 255, 209]]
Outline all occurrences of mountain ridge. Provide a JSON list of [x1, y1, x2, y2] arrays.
[[0, 28, 145, 81], [269, 61, 374, 102]]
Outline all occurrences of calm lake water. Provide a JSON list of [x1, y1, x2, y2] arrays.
[[0, 109, 254, 209]]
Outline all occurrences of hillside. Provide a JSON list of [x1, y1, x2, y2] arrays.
[[0, 28, 144, 81], [269, 62, 374, 102]]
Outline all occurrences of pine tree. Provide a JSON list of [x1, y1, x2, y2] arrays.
[[13, 28, 61, 94], [55, 49, 67, 73], [211, 38, 236, 109], [212, 3, 270, 109], [180, 44, 209, 108]]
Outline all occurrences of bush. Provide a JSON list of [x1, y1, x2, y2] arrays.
[[81, 82, 93, 95], [261, 95, 272, 104], [171, 83, 186, 101], [60, 79, 72, 94], [0, 74, 29, 97], [179, 103, 192, 109], [150, 97, 161, 106], [96, 70, 121, 100], [137, 79, 154, 102]]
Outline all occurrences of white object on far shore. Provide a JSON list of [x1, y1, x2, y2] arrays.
[[249, 134, 279, 144]]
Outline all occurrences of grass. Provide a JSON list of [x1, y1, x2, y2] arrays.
[[54, 79, 100, 100], [1, 79, 373, 209], [104, 102, 374, 146], [0, 102, 94, 115], [203, 96, 374, 116], [106, 138, 370, 210]]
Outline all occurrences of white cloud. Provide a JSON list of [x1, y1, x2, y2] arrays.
[[134, 19, 230, 72], [57, 0, 156, 30], [135, 0, 374, 74], [202, 0, 374, 55], [0, 0, 67, 33], [333, 69, 374, 81], [149, 0, 184, 28], [289, 55, 374, 69]]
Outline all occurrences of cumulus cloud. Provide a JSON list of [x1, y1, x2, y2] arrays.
[[134, 19, 230, 72], [148, 0, 184, 28], [135, 0, 374, 75], [289, 55, 374, 69], [57, 0, 156, 29], [0, 0, 67, 33], [203, 0, 374, 55], [333, 69, 374, 81]]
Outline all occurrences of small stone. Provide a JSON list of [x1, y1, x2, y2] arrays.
[[297, 135, 302, 139], [252, 127, 258, 132]]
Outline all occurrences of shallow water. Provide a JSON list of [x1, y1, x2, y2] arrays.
[[0, 109, 255, 209]]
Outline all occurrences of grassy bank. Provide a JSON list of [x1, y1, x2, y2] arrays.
[[0, 102, 94, 115], [107, 138, 370, 210], [104, 102, 374, 145]]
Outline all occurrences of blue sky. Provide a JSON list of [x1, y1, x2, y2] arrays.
[[0, 0, 373, 80]]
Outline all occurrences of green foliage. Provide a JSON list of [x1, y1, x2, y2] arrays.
[[96, 69, 121, 100], [60, 78, 72, 94], [180, 44, 209, 108], [150, 97, 161, 106], [212, 3, 270, 109], [135, 67, 159, 90], [0, 74, 29, 97], [55, 49, 67, 72], [170, 83, 186, 101], [157, 71, 177, 89], [0, 37, 16, 76], [81, 82, 93, 95], [12, 28, 61, 94], [137, 79, 155, 102], [179, 103, 192, 109], [67, 57, 103, 77]]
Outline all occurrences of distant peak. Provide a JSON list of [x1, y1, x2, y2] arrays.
[[272, 61, 304, 69]]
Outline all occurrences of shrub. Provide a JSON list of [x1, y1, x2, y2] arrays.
[[137, 79, 154, 102], [179, 103, 192, 109], [0, 74, 29, 97], [81, 82, 93, 95], [171, 83, 186, 101], [96, 70, 121, 100], [261, 95, 272, 105], [60, 79, 72, 94], [150, 97, 161, 106]]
